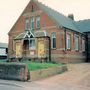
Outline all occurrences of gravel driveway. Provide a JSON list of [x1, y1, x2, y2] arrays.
[[35, 63, 90, 90]]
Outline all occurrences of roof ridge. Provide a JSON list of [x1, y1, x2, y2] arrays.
[[77, 19, 90, 22], [35, 0, 80, 32], [35, 0, 73, 22]]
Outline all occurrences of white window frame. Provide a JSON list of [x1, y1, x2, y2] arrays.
[[30, 17, 34, 30], [51, 32, 56, 49], [36, 16, 40, 28], [66, 34, 71, 49], [82, 39, 85, 52], [25, 19, 30, 30], [75, 35, 79, 51], [29, 34, 36, 50], [29, 38, 35, 50]]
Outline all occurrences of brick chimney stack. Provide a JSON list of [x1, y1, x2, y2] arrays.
[[68, 14, 74, 20]]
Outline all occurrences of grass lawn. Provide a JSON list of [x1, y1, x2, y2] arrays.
[[0, 60, 63, 71], [22, 61, 62, 71]]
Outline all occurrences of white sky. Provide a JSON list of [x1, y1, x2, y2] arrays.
[[0, 0, 90, 43]]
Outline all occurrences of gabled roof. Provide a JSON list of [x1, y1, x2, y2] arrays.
[[34, 0, 79, 32], [76, 19, 90, 32], [0, 42, 8, 48], [14, 30, 35, 40], [9, 0, 90, 35]]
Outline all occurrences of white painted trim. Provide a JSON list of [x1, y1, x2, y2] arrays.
[[66, 34, 71, 49]]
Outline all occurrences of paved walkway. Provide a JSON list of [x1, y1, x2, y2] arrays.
[[0, 63, 90, 90]]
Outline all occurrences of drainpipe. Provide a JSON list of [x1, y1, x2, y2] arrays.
[[47, 36, 51, 62], [85, 32, 88, 62], [64, 28, 67, 51], [49, 37, 51, 62]]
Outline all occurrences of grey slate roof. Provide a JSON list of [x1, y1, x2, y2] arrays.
[[11, 0, 90, 39], [35, 0, 79, 32], [76, 20, 90, 32], [35, 30, 49, 37], [14, 32, 26, 40], [0, 42, 8, 48]]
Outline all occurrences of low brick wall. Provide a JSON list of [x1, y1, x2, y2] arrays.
[[0, 63, 28, 81], [30, 65, 67, 81]]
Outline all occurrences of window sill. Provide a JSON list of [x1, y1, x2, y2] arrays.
[[75, 50, 79, 52], [29, 48, 36, 50], [51, 48, 56, 50], [36, 27, 40, 30], [30, 28, 34, 30], [66, 49, 71, 51]]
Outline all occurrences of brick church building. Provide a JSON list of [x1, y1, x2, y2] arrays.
[[8, 0, 90, 63]]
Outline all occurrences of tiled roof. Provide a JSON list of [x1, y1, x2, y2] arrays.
[[0, 42, 8, 48], [34, 0, 80, 32], [76, 20, 90, 32]]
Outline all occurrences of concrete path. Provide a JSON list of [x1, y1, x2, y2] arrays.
[[0, 63, 90, 90]]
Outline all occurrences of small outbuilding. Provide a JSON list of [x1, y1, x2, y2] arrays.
[[0, 42, 8, 59]]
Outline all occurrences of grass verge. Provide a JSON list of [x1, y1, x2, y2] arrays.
[[0, 60, 63, 71], [23, 61, 62, 71]]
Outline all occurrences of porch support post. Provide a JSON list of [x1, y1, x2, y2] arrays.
[[28, 38, 30, 50]]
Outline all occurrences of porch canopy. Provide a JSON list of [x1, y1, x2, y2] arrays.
[[14, 30, 49, 40]]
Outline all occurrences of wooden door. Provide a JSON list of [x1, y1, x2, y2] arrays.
[[16, 42, 22, 58]]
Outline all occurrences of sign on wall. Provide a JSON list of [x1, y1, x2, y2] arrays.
[[37, 39, 46, 58], [16, 42, 22, 58]]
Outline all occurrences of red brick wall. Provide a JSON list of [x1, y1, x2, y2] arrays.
[[8, 0, 86, 63]]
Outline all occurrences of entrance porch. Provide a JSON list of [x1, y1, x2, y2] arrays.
[[14, 30, 50, 62]]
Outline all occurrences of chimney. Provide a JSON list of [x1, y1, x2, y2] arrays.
[[68, 14, 74, 20]]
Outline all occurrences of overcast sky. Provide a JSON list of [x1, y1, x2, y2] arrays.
[[0, 0, 90, 43]]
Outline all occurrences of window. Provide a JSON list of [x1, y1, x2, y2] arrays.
[[30, 17, 34, 30], [29, 39, 35, 49], [36, 16, 40, 28], [25, 19, 30, 30], [75, 35, 79, 50], [82, 39, 85, 51], [66, 34, 71, 49], [31, 5, 34, 12], [29, 35, 35, 49], [51, 32, 56, 49]]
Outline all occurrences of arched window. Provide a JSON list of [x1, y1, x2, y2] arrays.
[[30, 17, 35, 30], [36, 16, 40, 28], [25, 19, 30, 30], [31, 5, 34, 12], [82, 38, 85, 52], [51, 32, 56, 49], [66, 34, 71, 49], [75, 35, 79, 51]]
